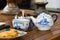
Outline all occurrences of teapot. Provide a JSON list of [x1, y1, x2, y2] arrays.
[[30, 11, 58, 30]]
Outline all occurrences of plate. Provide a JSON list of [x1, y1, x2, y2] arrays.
[[0, 31, 27, 39]]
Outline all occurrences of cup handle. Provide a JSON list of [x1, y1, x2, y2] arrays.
[[51, 14, 58, 23], [28, 22, 34, 28]]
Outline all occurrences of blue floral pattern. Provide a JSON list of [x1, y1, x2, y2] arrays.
[[38, 16, 49, 26], [14, 21, 24, 30]]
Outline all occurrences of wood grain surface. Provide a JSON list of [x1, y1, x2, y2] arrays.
[[0, 10, 60, 40]]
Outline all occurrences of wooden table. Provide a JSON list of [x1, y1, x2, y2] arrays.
[[0, 9, 60, 40]]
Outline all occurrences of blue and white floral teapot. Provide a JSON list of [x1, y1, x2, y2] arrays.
[[30, 11, 58, 30]]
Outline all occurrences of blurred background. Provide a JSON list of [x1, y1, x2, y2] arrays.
[[0, 0, 60, 12], [0, 0, 7, 9], [0, 0, 31, 9]]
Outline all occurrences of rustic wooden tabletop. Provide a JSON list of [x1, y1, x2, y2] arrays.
[[0, 9, 60, 40]]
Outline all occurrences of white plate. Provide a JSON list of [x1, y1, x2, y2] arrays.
[[0, 22, 6, 25]]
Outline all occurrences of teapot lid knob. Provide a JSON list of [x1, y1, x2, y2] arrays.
[[15, 15, 18, 19], [42, 10, 46, 12]]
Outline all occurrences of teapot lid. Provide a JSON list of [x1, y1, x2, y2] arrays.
[[42, 10, 45, 12]]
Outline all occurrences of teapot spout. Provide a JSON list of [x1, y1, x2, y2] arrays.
[[30, 16, 36, 23]]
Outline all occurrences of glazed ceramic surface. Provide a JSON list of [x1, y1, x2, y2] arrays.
[[31, 11, 58, 30], [12, 15, 33, 31]]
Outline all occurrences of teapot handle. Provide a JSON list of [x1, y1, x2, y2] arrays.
[[51, 14, 58, 23], [28, 22, 34, 29]]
